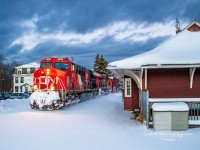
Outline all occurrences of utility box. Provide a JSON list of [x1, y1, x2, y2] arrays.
[[152, 102, 189, 131]]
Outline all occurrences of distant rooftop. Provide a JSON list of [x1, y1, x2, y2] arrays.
[[15, 62, 40, 68]]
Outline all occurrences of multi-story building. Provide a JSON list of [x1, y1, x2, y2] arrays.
[[13, 62, 40, 93]]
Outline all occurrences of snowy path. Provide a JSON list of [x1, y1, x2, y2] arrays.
[[0, 93, 200, 150]]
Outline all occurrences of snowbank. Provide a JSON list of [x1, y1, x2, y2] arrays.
[[0, 99, 29, 112]]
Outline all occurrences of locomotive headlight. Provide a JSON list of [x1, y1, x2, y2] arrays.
[[50, 85, 55, 91], [33, 85, 38, 90], [46, 69, 50, 75]]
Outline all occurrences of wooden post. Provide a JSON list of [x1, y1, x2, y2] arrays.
[[145, 69, 148, 89]]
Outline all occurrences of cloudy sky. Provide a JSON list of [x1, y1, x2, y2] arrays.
[[0, 0, 199, 68]]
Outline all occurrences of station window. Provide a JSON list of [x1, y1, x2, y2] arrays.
[[30, 68, 35, 73], [125, 78, 131, 97], [15, 86, 19, 92], [21, 77, 24, 83], [15, 77, 18, 83], [22, 68, 27, 74]]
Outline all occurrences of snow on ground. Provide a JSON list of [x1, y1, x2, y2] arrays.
[[0, 93, 200, 150], [0, 99, 29, 112]]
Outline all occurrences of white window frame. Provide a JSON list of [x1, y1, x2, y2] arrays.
[[125, 78, 132, 97]]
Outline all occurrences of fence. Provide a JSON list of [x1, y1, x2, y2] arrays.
[[141, 91, 200, 128]]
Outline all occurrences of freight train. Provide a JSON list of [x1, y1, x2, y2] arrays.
[[30, 57, 118, 110]]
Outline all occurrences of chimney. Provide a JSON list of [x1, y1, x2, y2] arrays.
[[175, 19, 181, 34], [176, 29, 182, 34]]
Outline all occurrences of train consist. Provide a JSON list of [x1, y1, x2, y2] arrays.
[[30, 57, 119, 110]]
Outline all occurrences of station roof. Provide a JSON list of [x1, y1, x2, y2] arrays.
[[108, 30, 200, 69]]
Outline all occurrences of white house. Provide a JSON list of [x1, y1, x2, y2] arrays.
[[13, 62, 40, 93]]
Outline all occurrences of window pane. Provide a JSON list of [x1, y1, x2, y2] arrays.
[[15, 86, 19, 92], [127, 81, 130, 95], [41, 62, 53, 68], [15, 69, 18, 74], [21, 77, 24, 83], [30, 68, 35, 73], [22, 68, 27, 74], [54, 63, 69, 71], [15, 77, 18, 83]]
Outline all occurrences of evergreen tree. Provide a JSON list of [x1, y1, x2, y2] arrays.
[[93, 54, 100, 72], [93, 54, 109, 76]]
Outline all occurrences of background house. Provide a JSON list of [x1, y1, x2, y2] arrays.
[[13, 62, 39, 93]]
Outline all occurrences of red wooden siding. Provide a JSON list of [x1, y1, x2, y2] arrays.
[[124, 97, 133, 110], [142, 68, 200, 98], [188, 24, 200, 32], [124, 76, 139, 111]]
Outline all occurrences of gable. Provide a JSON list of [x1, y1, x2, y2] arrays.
[[187, 24, 200, 32]]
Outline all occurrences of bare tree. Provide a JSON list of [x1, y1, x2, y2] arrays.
[[0, 54, 21, 93]]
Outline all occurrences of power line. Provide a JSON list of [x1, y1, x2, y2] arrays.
[[0, 47, 40, 61]]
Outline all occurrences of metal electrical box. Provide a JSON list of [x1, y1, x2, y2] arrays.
[[152, 102, 189, 131]]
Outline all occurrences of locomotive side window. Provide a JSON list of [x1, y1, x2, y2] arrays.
[[41, 62, 53, 68], [72, 64, 75, 71], [55, 62, 69, 71]]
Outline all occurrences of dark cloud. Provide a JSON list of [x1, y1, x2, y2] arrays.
[[0, 0, 199, 68]]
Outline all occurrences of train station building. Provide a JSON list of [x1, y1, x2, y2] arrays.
[[108, 21, 200, 111]]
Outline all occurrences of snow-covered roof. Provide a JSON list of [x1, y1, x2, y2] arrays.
[[152, 102, 189, 111], [15, 62, 40, 68], [108, 30, 200, 69]]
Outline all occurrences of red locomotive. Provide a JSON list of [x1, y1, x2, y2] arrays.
[[30, 57, 118, 110]]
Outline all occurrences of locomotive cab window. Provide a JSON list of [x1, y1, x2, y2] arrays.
[[54, 62, 69, 71], [41, 62, 53, 68]]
